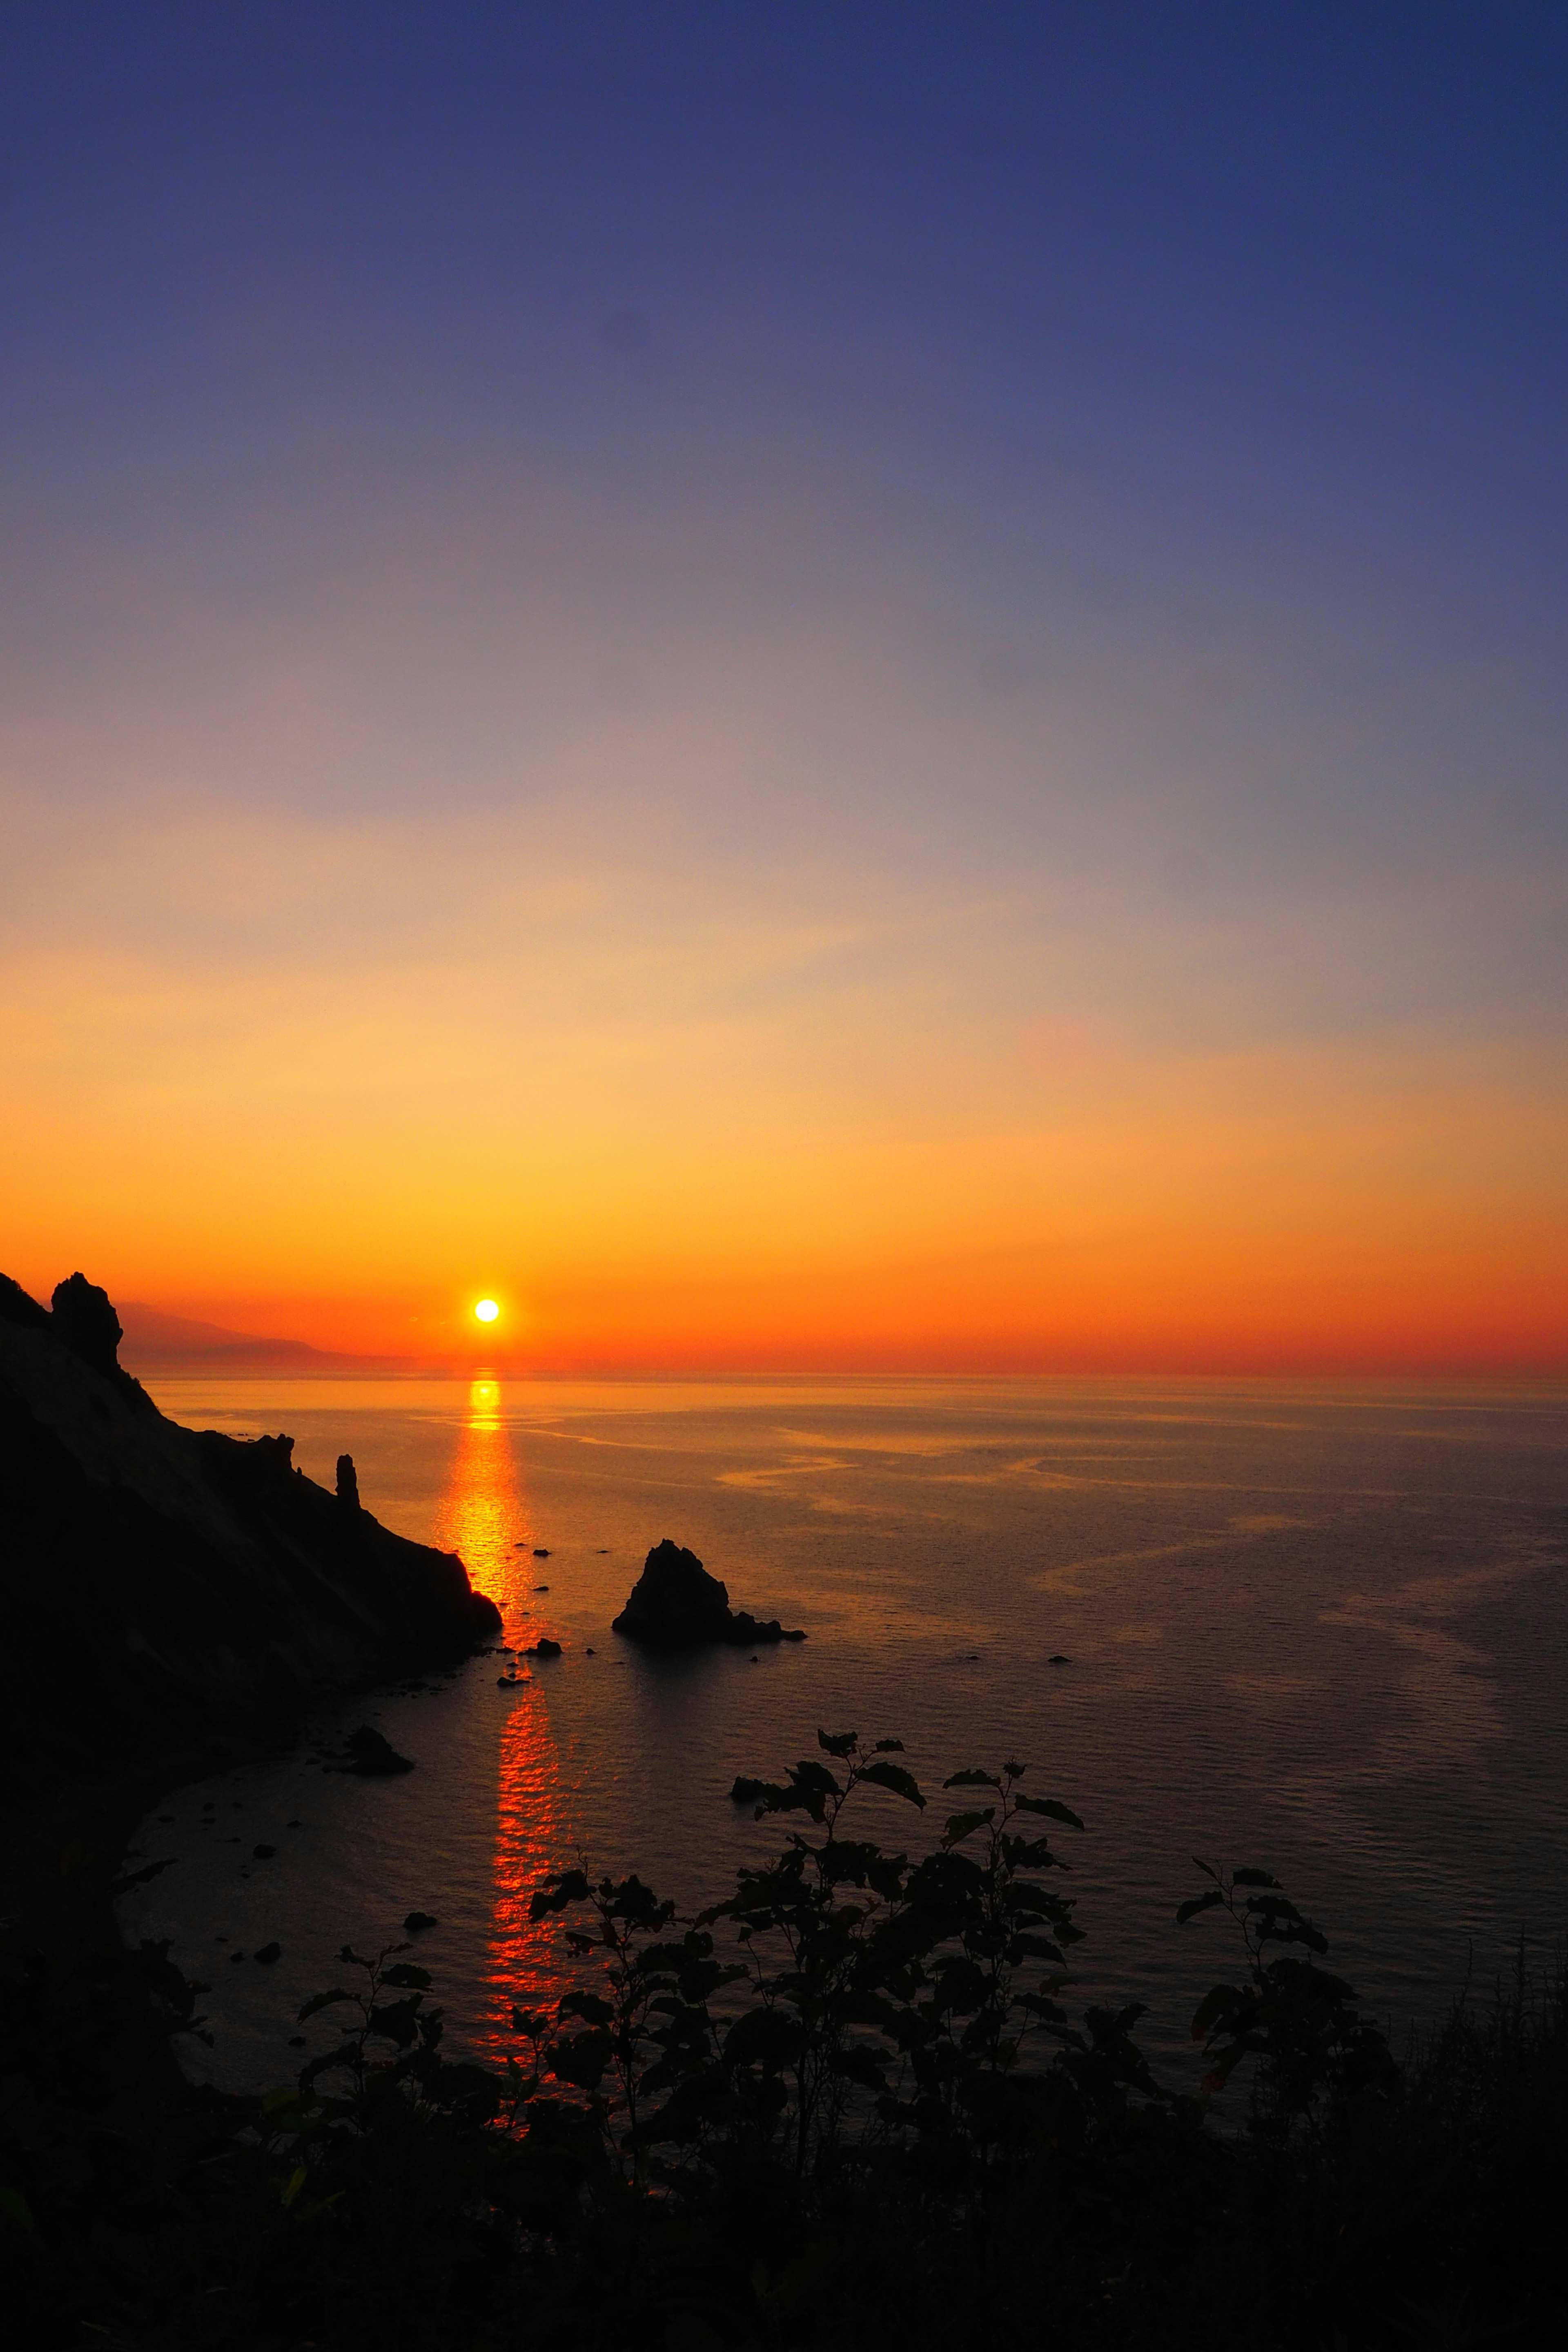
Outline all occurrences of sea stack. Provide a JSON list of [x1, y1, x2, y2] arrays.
[[612, 1539, 805, 1647]]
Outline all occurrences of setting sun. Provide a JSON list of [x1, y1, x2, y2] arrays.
[[474, 1298, 500, 1324]]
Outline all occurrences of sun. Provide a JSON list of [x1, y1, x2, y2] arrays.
[[474, 1298, 500, 1324]]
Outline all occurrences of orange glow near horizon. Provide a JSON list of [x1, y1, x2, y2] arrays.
[[13, 1022, 1562, 1376], [430, 1381, 573, 2049], [4, 820, 1567, 1376]]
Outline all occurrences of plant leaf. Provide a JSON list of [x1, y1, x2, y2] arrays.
[[296, 1987, 355, 2022], [1013, 1795, 1085, 1830], [0, 2187, 36, 2234], [857, 1760, 927, 1809]]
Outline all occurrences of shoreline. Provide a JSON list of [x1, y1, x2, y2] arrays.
[[2, 1726, 309, 1976]]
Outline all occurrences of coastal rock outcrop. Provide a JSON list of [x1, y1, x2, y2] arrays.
[[50, 1273, 134, 1384], [612, 1539, 805, 1648], [0, 1270, 501, 1798]]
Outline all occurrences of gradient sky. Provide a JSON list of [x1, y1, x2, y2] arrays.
[[3, 2, 1566, 1370]]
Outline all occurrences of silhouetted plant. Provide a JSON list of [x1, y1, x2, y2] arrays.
[[1178, 1859, 1396, 2140], [514, 1731, 1117, 2198], [526, 1866, 741, 2170], [9, 1731, 1566, 2351]]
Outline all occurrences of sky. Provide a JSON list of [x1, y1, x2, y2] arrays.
[[2, 1, 1566, 1372]]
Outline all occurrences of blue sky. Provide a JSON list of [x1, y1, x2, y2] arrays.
[[3, 3, 1566, 1363]]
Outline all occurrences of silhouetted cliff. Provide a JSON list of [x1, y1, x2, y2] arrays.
[[0, 1272, 500, 1798]]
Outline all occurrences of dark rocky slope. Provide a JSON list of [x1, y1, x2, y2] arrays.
[[0, 1272, 499, 1799]]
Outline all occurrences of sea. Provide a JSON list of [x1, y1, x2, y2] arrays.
[[116, 1374, 1568, 2095]]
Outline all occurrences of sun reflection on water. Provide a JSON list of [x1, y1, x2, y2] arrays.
[[432, 1379, 572, 2052]]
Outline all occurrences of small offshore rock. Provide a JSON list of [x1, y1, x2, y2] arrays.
[[347, 1724, 415, 1775], [612, 1539, 805, 1647], [1048, 1653, 1071, 1665], [252, 1843, 277, 1859], [522, 1637, 562, 1659], [254, 1942, 282, 1964], [404, 1911, 439, 1932], [730, 1775, 768, 1804], [533, 1548, 550, 1557]]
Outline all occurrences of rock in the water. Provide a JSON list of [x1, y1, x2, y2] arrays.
[[347, 1724, 414, 1775], [254, 1941, 282, 1964], [612, 1539, 805, 1647], [522, 1637, 562, 1659], [404, 1911, 439, 1932]]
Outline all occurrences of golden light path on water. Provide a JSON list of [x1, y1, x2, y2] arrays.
[[431, 1378, 572, 2054]]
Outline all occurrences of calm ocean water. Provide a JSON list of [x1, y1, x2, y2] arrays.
[[118, 1374, 1568, 2093]]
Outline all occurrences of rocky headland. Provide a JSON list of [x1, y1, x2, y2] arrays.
[[0, 1271, 501, 1803], [612, 1538, 805, 1646]]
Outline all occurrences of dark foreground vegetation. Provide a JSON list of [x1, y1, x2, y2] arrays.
[[4, 1733, 1564, 2351]]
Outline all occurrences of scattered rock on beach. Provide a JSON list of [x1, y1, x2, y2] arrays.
[[347, 1725, 414, 1775]]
